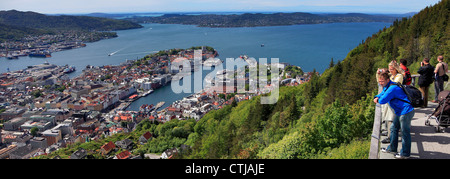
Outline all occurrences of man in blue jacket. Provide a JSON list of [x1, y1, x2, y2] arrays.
[[374, 72, 415, 159]]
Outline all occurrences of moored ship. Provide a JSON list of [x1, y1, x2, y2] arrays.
[[6, 54, 19, 60], [140, 104, 155, 113], [142, 90, 154, 97], [29, 52, 51, 58]]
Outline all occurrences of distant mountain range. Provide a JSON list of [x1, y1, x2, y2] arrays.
[[124, 12, 413, 27], [0, 10, 143, 42], [0, 9, 415, 42], [0, 10, 142, 31]]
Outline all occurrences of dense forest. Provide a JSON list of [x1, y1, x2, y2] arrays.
[[36, 0, 449, 159], [127, 12, 402, 28], [0, 10, 142, 42]]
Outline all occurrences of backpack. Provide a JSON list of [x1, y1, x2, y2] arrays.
[[389, 83, 424, 107], [400, 64, 412, 85], [403, 69, 412, 85], [443, 74, 449, 81]]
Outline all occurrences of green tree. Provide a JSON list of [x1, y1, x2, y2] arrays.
[[30, 127, 39, 137], [329, 58, 335, 69], [231, 99, 237, 107]]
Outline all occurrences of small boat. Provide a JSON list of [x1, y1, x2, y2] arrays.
[[140, 104, 155, 112], [239, 55, 248, 60], [6, 54, 19, 60], [261, 44, 265, 47], [108, 50, 120, 56]]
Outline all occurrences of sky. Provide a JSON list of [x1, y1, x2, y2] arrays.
[[0, 0, 443, 14]]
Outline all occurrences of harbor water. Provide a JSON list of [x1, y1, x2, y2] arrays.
[[1, 22, 391, 110]]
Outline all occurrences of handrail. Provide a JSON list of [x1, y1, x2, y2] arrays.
[[410, 74, 419, 87], [368, 86, 382, 159]]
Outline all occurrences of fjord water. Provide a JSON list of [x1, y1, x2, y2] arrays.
[[1, 22, 390, 110]]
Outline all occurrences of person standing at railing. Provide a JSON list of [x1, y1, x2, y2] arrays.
[[433, 55, 448, 103], [377, 61, 405, 144], [377, 68, 393, 142], [374, 71, 415, 159], [388, 60, 404, 85], [418, 58, 435, 107]]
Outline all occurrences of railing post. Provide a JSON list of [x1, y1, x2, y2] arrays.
[[411, 74, 419, 87], [369, 85, 382, 159]]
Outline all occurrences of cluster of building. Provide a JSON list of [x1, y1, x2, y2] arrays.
[[0, 47, 216, 158], [0, 31, 116, 59], [0, 45, 317, 159], [281, 71, 320, 86]]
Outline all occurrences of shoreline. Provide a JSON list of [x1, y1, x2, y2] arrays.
[[0, 33, 118, 59]]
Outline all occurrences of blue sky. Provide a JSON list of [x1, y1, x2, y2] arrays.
[[0, 0, 443, 14]]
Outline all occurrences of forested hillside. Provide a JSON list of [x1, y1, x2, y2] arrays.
[[127, 12, 400, 28], [0, 10, 142, 42], [258, 0, 449, 158], [0, 10, 142, 31], [0, 23, 51, 41], [36, 0, 449, 159], [175, 0, 449, 159]]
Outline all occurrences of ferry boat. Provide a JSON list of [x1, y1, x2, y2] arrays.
[[63, 66, 76, 73], [29, 52, 51, 58]]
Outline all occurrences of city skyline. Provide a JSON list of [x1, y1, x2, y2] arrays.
[[0, 0, 443, 14]]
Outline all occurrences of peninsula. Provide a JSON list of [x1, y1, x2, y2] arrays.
[[126, 12, 404, 28], [0, 10, 143, 58]]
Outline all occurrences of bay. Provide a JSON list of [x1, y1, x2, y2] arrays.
[[1, 22, 390, 110]]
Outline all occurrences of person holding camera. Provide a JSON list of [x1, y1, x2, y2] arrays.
[[418, 58, 435, 107]]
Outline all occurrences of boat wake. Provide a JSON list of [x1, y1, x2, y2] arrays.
[[108, 47, 127, 56], [108, 48, 159, 57], [112, 51, 159, 57]]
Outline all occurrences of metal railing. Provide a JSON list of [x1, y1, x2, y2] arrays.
[[369, 86, 383, 159]]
